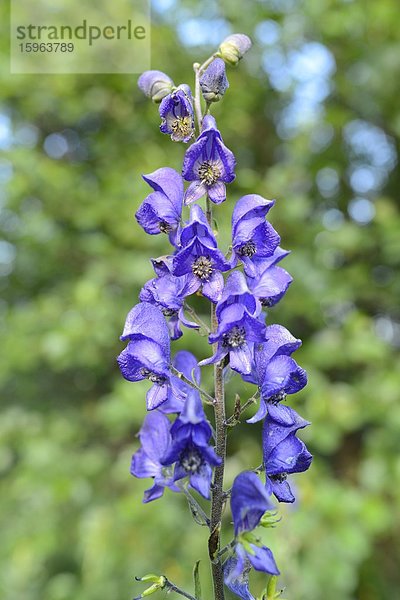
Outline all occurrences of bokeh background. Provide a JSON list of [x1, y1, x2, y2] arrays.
[[1, 1, 400, 599]]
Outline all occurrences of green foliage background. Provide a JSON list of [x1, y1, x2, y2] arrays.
[[1, 1, 400, 599]]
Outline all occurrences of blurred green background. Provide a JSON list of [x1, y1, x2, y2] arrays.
[[1, 0, 400, 599]]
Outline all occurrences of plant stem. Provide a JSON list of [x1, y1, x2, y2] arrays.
[[206, 196, 226, 600], [193, 63, 203, 130], [170, 365, 215, 405], [164, 578, 198, 600]]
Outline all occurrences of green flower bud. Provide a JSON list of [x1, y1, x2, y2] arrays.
[[219, 33, 252, 66], [138, 70, 174, 103]]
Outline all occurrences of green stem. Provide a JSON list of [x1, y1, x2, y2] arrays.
[[225, 391, 260, 426], [170, 365, 214, 405], [206, 196, 226, 600], [193, 63, 203, 131], [164, 579, 198, 600]]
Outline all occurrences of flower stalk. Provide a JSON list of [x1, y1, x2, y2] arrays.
[[121, 31, 312, 600]]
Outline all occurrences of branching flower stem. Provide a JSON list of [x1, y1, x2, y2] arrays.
[[170, 365, 215, 405]]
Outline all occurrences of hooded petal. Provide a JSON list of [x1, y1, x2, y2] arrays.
[[142, 167, 184, 215], [248, 265, 292, 305], [260, 355, 307, 399], [120, 303, 170, 358], [216, 271, 260, 318], [231, 471, 275, 536], [266, 435, 313, 477], [137, 411, 171, 461], [232, 194, 275, 232]]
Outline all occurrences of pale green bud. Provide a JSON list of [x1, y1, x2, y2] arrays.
[[219, 33, 252, 66]]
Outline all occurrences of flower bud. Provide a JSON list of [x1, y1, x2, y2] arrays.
[[133, 575, 167, 599], [137, 70, 174, 103], [199, 58, 229, 103], [219, 33, 252, 66]]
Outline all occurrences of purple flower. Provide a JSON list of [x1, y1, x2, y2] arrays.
[[138, 70, 174, 102], [223, 556, 255, 600], [231, 471, 276, 536], [244, 325, 307, 423], [130, 411, 179, 503], [219, 34, 252, 66], [200, 273, 266, 374], [140, 273, 199, 340], [117, 302, 173, 410], [224, 472, 279, 590], [161, 389, 221, 498], [200, 58, 229, 103], [172, 204, 231, 303], [263, 405, 312, 502], [135, 167, 183, 245], [247, 247, 293, 307], [182, 115, 236, 205], [159, 351, 201, 414], [159, 85, 195, 142], [232, 194, 280, 276], [216, 271, 261, 319]]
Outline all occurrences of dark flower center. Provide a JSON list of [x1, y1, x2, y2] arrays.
[[238, 240, 256, 257], [171, 116, 193, 139], [223, 326, 246, 349], [159, 220, 173, 233], [260, 297, 274, 307], [268, 391, 287, 405], [198, 161, 221, 186], [180, 448, 203, 474], [270, 473, 287, 483], [192, 255, 213, 280], [161, 307, 177, 317], [140, 368, 166, 386]]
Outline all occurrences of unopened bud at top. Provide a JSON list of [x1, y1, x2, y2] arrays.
[[138, 70, 174, 103], [219, 33, 252, 66], [199, 58, 229, 103]]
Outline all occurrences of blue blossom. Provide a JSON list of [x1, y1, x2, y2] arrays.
[[223, 556, 255, 600], [140, 272, 199, 340], [130, 411, 179, 503], [138, 70, 174, 102], [159, 351, 201, 414], [231, 471, 276, 536], [200, 272, 266, 375], [231, 194, 280, 276], [216, 271, 261, 318], [159, 85, 195, 142], [224, 472, 279, 592], [263, 405, 312, 502], [172, 204, 231, 303], [200, 58, 229, 103], [219, 34, 252, 66], [182, 115, 236, 205], [117, 302, 173, 410], [244, 324, 308, 423], [247, 247, 293, 307], [135, 167, 183, 245], [161, 389, 221, 498]]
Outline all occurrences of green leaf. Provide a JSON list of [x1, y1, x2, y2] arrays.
[[193, 560, 202, 600]]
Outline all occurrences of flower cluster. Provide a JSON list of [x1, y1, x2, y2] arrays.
[[120, 34, 312, 600]]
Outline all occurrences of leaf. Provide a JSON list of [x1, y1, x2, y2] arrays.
[[193, 560, 202, 600]]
